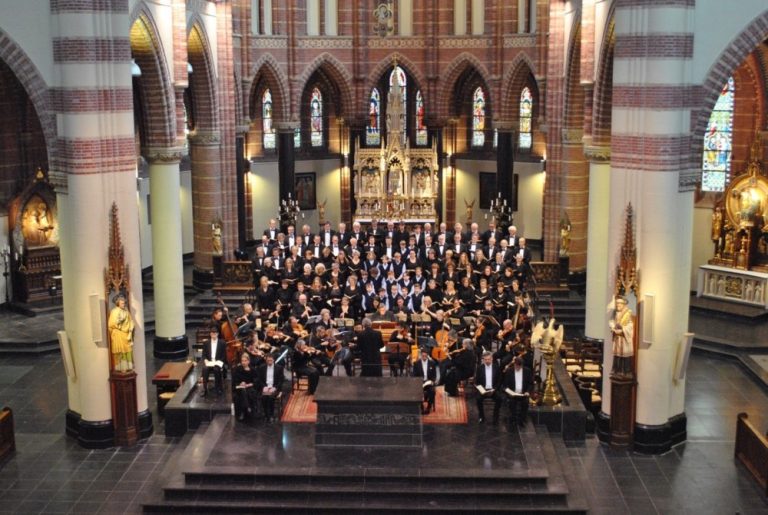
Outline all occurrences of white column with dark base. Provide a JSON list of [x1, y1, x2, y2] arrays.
[[148, 148, 188, 360]]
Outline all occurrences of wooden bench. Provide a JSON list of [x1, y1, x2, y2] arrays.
[[735, 412, 768, 496], [152, 362, 194, 416]]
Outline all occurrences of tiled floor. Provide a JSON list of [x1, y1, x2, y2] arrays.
[[0, 350, 767, 514]]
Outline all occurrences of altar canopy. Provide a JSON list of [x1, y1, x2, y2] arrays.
[[352, 62, 439, 224]]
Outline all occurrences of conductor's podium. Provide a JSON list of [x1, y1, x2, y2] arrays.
[[314, 376, 423, 448]]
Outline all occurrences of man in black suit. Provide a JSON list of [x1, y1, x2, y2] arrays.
[[350, 221, 367, 246], [292, 340, 320, 395], [202, 328, 227, 396], [256, 354, 285, 422], [319, 221, 335, 247], [514, 237, 533, 263], [412, 348, 437, 414], [503, 356, 534, 427], [357, 318, 383, 377], [474, 351, 502, 423], [263, 218, 280, 243]]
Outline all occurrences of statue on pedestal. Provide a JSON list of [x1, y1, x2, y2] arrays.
[[609, 296, 634, 376]]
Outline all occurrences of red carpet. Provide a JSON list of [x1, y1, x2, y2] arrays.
[[281, 386, 467, 424]]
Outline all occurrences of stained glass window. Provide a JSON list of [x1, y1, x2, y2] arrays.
[[519, 87, 533, 150], [366, 88, 381, 145], [472, 87, 486, 148], [310, 87, 323, 147], [262, 89, 276, 149], [415, 90, 427, 146], [702, 76, 734, 192]]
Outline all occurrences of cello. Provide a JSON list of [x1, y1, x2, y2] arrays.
[[432, 328, 457, 361], [216, 292, 242, 367]]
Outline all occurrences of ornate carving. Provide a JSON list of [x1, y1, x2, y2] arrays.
[[439, 37, 492, 48], [105, 203, 130, 296], [615, 204, 639, 297], [368, 38, 426, 49], [583, 144, 611, 163], [297, 37, 353, 49], [251, 37, 288, 49], [188, 131, 221, 146], [561, 128, 584, 144], [503, 35, 538, 48], [317, 413, 420, 426], [146, 147, 184, 164]]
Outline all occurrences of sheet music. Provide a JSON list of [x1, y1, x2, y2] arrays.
[[422, 380, 434, 388], [476, 385, 494, 395], [204, 359, 224, 368], [505, 388, 529, 398]]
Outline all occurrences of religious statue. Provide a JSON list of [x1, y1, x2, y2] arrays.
[[21, 198, 55, 247], [108, 294, 135, 372], [736, 187, 761, 226], [736, 239, 748, 269], [559, 213, 572, 257], [388, 162, 404, 196], [609, 296, 634, 376], [211, 219, 223, 256], [464, 198, 476, 224], [745, 280, 755, 302], [317, 198, 327, 225], [362, 158, 379, 195], [725, 232, 735, 255], [711, 207, 723, 256], [754, 283, 763, 303]]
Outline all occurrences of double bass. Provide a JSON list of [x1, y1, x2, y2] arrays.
[[216, 293, 242, 367], [432, 328, 458, 361]]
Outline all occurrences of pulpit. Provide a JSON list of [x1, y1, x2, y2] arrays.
[[7, 169, 62, 306]]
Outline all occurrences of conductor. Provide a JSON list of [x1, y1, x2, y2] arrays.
[[357, 318, 384, 377]]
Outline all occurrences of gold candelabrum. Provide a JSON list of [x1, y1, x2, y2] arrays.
[[532, 318, 564, 407]]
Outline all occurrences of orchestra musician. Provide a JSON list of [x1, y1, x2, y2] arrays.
[[475, 350, 502, 424], [412, 349, 437, 414], [308, 326, 335, 376], [387, 323, 413, 377], [256, 353, 285, 423], [291, 293, 315, 324], [440, 338, 476, 397], [292, 340, 321, 395], [494, 319, 518, 369]]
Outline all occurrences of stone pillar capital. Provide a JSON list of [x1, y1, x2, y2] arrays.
[[146, 147, 185, 164], [561, 128, 584, 145], [584, 144, 611, 164], [188, 131, 221, 146]]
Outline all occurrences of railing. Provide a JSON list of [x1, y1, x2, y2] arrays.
[[735, 412, 768, 496], [0, 407, 15, 461], [217, 261, 253, 290]]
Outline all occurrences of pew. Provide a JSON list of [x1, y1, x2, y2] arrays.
[[735, 412, 768, 496], [0, 407, 16, 461]]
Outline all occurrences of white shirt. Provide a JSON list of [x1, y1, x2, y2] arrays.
[[266, 365, 275, 387], [514, 367, 524, 394], [484, 364, 493, 390], [324, 233, 331, 246], [210, 338, 219, 362], [421, 360, 429, 380]]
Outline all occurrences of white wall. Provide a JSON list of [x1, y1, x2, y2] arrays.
[[0, 1, 54, 85], [249, 160, 279, 235], [137, 171, 194, 270], [297, 158, 341, 230], [455, 158, 544, 238], [692, 2, 768, 84]]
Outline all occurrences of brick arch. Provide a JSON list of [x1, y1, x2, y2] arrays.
[[563, 21, 584, 131], [295, 53, 353, 119], [592, 13, 615, 147], [731, 53, 766, 174], [500, 52, 539, 123], [692, 9, 768, 171], [187, 21, 219, 133], [361, 53, 428, 116], [435, 52, 493, 122], [129, 5, 176, 148], [0, 28, 56, 159], [248, 53, 289, 123]]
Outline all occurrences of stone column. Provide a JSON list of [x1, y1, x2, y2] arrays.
[[277, 122, 297, 210], [583, 146, 610, 340], [147, 148, 188, 360], [430, 125, 445, 223], [189, 132, 222, 290], [52, 0, 151, 447], [597, 1, 694, 453]]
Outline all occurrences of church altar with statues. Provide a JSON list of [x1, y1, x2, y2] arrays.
[[352, 61, 439, 225], [698, 137, 768, 309]]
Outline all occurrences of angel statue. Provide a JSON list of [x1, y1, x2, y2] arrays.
[[317, 199, 328, 225]]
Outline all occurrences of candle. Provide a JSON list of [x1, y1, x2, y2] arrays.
[[504, 199, 507, 206]]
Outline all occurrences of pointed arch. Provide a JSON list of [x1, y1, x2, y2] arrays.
[[187, 21, 219, 133], [248, 53, 289, 123], [295, 53, 353, 118], [500, 52, 539, 124], [362, 53, 427, 116], [692, 8, 768, 179], [0, 28, 56, 160], [435, 53, 493, 121], [563, 19, 584, 131], [129, 5, 177, 147], [592, 12, 615, 147]]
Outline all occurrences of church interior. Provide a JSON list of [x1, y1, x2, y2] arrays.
[[1, 0, 768, 513]]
